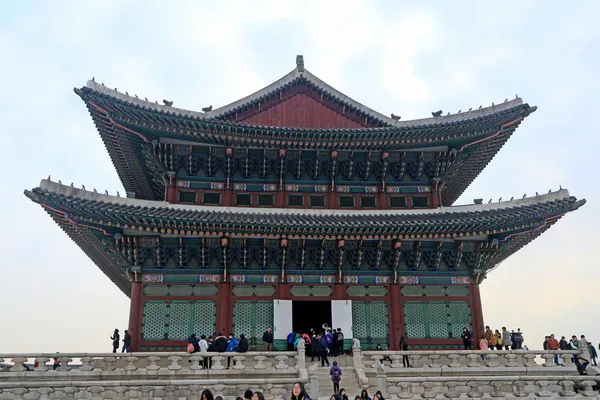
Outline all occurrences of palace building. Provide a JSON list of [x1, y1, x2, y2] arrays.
[[25, 56, 584, 352]]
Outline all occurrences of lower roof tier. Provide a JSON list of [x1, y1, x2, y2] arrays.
[[25, 179, 584, 296]]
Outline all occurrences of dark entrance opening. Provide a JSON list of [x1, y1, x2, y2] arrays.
[[292, 301, 332, 333]]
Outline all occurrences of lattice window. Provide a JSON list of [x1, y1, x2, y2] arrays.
[[427, 302, 449, 338], [192, 301, 217, 337], [233, 301, 273, 350], [403, 301, 471, 339], [352, 301, 388, 348], [448, 302, 471, 338], [142, 301, 168, 340], [168, 301, 191, 340], [404, 302, 426, 338]]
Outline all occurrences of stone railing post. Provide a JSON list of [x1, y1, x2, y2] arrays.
[[189, 354, 203, 371], [444, 381, 461, 398], [56, 355, 72, 371], [535, 380, 552, 397], [374, 361, 387, 397], [212, 355, 225, 370], [397, 382, 412, 399], [352, 338, 363, 368], [522, 352, 537, 367], [297, 340, 306, 370], [124, 356, 139, 371], [559, 380, 576, 397], [10, 357, 27, 372], [408, 353, 422, 368], [168, 355, 182, 371], [308, 364, 319, 400], [580, 380, 598, 397], [540, 353, 555, 367], [10, 388, 28, 399], [513, 381, 527, 398], [490, 381, 509, 398], [103, 356, 117, 372], [80, 356, 94, 372], [146, 355, 160, 373], [447, 353, 462, 368], [561, 352, 574, 367], [275, 355, 289, 369], [428, 354, 442, 368], [232, 355, 246, 370], [466, 353, 483, 368], [38, 387, 54, 400], [483, 352, 500, 367], [467, 381, 485, 398], [420, 382, 436, 399], [35, 356, 50, 372]]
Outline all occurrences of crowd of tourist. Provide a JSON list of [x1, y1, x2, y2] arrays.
[[195, 382, 388, 400]]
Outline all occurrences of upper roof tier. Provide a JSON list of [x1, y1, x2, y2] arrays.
[[25, 179, 584, 295], [74, 56, 537, 203]]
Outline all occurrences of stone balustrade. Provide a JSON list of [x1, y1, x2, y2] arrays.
[[384, 375, 600, 399], [359, 349, 581, 376], [0, 351, 298, 379]]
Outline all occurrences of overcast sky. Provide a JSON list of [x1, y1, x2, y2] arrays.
[[0, 1, 598, 353]]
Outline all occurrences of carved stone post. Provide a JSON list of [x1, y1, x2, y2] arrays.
[[490, 381, 508, 398], [212, 355, 225, 370], [233, 355, 247, 370], [427, 354, 442, 368], [253, 355, 267, 369], [10, 357, 27, 372], [561, 352, 574, 367], [189, 385, 203, 400], [559, 380, 576, 397], [140, 386, 154, 399], [297, 340, 306, 369], [397, 382, 413, 399], [467, 381, 484, 398], [580, 380, 599, 397], [512, 381, 527, 398], [443, 381, 461, 398], [114, 387, 130, 399], [447, 353, 462, 368], [168, 355, 182, 371], [352, 338, 363, 368], [35, 357, 50, 372], [466, 353, 483, 368], [87, 386, 105, 398], [535, 381, 552, 397], [374, 361, 388, 397], [420, 382, 437, 399], [164, 385, 178, 400], [80, 356, 94, 371], [38, 387, 54, 400], [124, 356, 139, 371], [308, 364, 319, 400], [103, 356, 117, 372], [10, 388, 29, 399], [504, 353, 519, 367], [483, 352, 500, 367], [522, 353, 537, 367], [275, 355, 289, 369]]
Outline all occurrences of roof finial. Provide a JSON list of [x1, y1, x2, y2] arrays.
[[296, 55, 305, 72]]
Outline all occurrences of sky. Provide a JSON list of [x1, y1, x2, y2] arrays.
[[0, 0, 598, 353]]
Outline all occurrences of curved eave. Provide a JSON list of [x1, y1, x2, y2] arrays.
[[77, 81, 533, 136], [27, 180, 584, 236]]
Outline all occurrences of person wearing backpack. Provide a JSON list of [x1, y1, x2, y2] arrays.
[[214, 333, 228, 353], [325, 329, 334, 356], [287, 332, 296, 351], [329, 361, 342, 393], [336, 328, 344, 356]]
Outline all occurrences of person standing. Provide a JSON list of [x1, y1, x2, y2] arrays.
[[501, 327, 512, 350], [559, 336, 570, 350], [484, 326, 494, 350], [591, 344, 598, 367], [319, 334, 330, 367], [122, 330, 131, 353], [336, 328, 344, 356], [238, 334, 249, 353], [579, 335, 590, 359], [199, 334, 209, 369], [262, 327, 274, 351], [226, 333, 239, 369], [287, 332, 296, 351], [461, 327, 472, 350], [494, 330, 503, 350], [330, 360, 342, 393], [301, 331, 312, 358], [325, 329, 334, 356], [399, 336, 409, 367], [312, 333, 323, 363], [547, 334, 560, 364], [110, 329, 120, 353]]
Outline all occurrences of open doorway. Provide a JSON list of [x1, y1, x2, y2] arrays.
[[292, 300, 332, 333]]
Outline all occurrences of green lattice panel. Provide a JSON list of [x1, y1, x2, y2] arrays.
[[428, 302, 449, 338], [370, 302, 388, 339], [404, 302, 426, 338], [142, 301, 168, 340], [233, 302, 254, 337], [168, 301, 191, 340], [448, 302, 471, 338], [352, 302, 368, 338], [254, 301, 274, 345], [192, 301, 216, 337]]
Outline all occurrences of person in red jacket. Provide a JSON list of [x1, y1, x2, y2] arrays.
[[547, 334, 560, 364]]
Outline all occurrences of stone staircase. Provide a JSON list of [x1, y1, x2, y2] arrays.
[[315, 364, 362, 400]]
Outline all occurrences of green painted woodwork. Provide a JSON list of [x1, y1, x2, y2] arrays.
[[232, 301, 274, 350], [290, 286, 333, 297], [400, 285, 470, 297], [346, 286, 388, 296], [403, 301, 471, 339], [232, 285, 276, 297], [143, 284, 219, 297], [352, 301, 388, 348], [141, 300, 216, 340]]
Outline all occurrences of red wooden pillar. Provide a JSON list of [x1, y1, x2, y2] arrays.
[[470, 283, 485, 348], [388, 285, 401, 350], [217, 282, 233, 335], [128, 281, 142, 352]]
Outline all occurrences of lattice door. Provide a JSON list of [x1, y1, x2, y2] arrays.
[[448, 302, 471, 338], [403, 302, 426, 338], [352, 301, 388, 348], [428, 302, 449, 338], [233, 301, 273, 350], [168, 301, 191, 340], [142, 301, 168, 340], [192, 301, 217, 337]]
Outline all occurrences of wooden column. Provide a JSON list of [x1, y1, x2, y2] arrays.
[[217, 282, 233, 335], [128, 280, 142, 352], [388, 285, 401, 350], [470, 283, 485, 348]]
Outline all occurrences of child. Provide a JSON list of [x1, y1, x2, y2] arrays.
[[329, 360, 342, 393]]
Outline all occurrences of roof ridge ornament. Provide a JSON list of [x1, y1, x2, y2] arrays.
[[296, 55, 305, 73]]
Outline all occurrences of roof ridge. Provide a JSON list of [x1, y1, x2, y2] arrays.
[[33, 179, 574, 216]]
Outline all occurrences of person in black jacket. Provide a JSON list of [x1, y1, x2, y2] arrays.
[[312, 334, 323, 363], [187, 334, 200, 353], [262, 327, 274, 351], [122, 330, 131, 353], [214, 333, 228, 353], [238, 334, 249, 353], [110, 329, 120, 353]]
